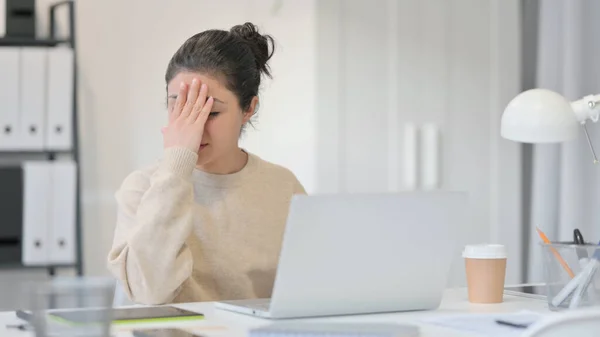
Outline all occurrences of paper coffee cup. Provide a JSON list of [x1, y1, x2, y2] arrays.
[[462, 244, 507, 303]]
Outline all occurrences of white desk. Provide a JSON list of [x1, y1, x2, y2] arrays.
[[0, 288, 549, 337]]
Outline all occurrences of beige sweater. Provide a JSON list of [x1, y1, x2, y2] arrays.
[[107, 147, 305, 305]]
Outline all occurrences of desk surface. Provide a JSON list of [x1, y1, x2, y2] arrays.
[[0, 288, 549, 337]]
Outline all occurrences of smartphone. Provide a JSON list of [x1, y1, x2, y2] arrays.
[[132, 328, 204, 337]]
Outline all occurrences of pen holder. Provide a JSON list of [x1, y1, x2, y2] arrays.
[[540, 242, 600, 311]]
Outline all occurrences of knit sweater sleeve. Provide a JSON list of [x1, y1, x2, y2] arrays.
[[293, 177, 307, 195], [107, 147, 198, 305]]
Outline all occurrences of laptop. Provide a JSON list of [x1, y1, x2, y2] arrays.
[[215, 192, 467, 319]]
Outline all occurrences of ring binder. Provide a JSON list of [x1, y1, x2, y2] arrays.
[[0, 1, 82, 276]]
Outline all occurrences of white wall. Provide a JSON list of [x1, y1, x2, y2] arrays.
[[316, 0, 522, 286]]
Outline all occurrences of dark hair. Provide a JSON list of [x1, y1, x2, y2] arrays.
[[165, 22, 275, 128]]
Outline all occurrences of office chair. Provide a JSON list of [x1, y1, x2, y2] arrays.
[[523, 308, 600, 337]]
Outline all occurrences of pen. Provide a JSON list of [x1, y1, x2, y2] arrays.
[[574, 228, 589, 264], [569, 242, 600, 309], [573, 229, 597, 301], [15, 309, 32, 322], [536, 227, 575, 278], [495, 319, 531, 329], [551, 264, 587, 307], [574, 229, 586, 245], [6, 324, 31, 331]]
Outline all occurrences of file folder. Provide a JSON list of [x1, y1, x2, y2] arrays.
[[49, 160, 76, 264], [0, 48, 21, 150], [22, 162, 52, 266], [19, 47, 47, 150], [0, 166, 24, 265], [45, 47, 73, 151], [0, 1, 5, 37]]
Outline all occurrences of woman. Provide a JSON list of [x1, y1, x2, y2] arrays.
[[107, 22, 306, 305]]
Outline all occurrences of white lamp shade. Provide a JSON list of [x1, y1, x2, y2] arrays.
[[501, 88, 579, 143]]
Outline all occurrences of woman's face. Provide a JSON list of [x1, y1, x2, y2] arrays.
[[166, 72, 254, 167]]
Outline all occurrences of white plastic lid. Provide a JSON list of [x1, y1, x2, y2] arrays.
[[462, 244, 507, 259]]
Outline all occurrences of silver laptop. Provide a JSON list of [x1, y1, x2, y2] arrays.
[[215, 192, 467, 319]]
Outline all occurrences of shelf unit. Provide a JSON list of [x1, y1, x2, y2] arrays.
[[0, 0, 82, 276]]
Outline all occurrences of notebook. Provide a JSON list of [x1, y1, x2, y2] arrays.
[[47, 306, 204, 325], [248, 322, 419, 337]]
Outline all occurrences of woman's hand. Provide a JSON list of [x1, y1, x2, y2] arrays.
[[162, 78, 214, 153]]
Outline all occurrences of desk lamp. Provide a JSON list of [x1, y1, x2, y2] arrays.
[[501, 88, 600, 163]]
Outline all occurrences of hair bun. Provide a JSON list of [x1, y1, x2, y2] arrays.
[[230, 22, 275, 78]]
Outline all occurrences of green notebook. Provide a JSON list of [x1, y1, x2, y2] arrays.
[[48, 306, 204, 325]]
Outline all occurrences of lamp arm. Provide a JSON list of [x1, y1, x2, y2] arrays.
[[570, 94, 600, 124], [570, 94, 600, 164]]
